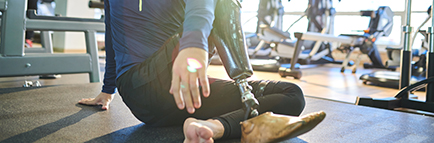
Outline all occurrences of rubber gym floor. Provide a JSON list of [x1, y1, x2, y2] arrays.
[[1, 57, 434, 143]]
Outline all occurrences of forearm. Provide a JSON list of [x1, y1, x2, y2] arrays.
[[179, 0, 218, 53], [102, 1, 117, 94], [102, 41, 117, 94]]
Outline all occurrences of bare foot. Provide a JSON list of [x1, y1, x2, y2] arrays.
[[183, 118, 224, 143], [78, 92, 114, 110]]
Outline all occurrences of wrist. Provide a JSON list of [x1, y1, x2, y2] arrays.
[[101, 92, 115, 97]]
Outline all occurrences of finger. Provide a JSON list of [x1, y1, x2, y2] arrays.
[[198, 68, 210, 98], [169, 79, 174, 94], [78, 98, 93, 103], [189, 72, 201, 109], [101, 100, 110, 110], [181, 76, 195, 114], [171, 74, 185, 110], [78, 98, 97, 105]]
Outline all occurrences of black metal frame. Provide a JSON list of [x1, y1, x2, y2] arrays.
[[355, 0, 434, 113]]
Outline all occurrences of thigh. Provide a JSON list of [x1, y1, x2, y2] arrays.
[[249, 80, 304, 99], [146, 77, 244, 126], [191, 79, 303, 119], [116, 33, 182, 126], [252, 80, 305, 115], [118, 76, 244, 127], [191, 78, 243, 119]]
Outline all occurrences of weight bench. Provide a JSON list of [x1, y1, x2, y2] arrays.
[[0, 0, 104, 82]]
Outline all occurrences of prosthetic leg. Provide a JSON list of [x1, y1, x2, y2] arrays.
[[210, 0, 259, 120], [209, 1, 326, 140], [208, 2, 328, 141]]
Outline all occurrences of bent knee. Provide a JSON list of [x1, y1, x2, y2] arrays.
[[270, 81, 304, 97]]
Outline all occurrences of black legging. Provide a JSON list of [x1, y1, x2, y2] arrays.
[[116, 32, 305, 139]]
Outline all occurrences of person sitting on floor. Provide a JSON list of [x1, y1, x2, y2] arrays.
[[79, 0, 325, 142]]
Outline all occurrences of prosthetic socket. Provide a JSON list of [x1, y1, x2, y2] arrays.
[[210, 0, 259, 119]]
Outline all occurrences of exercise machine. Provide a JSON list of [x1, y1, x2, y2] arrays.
[[0, 0, 104, 82], [360, 6, 432, 88], [255, 0, 285, 34], [385, 6, 431, 69], [249, 0, 394, 79], [24, 0, 55, 54], [337, 6, 396, 73], [89, 0, 104, 9], [356, 0, 434, 113], [249, 0, 338, 72], [278, 6, 394, 79]]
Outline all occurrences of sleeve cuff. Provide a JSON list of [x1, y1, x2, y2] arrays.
[[102, 87, 117, 94], [179, 31, 209, 53]]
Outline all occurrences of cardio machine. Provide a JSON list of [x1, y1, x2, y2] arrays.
[[359, 6, 432, 89], [255, 4, 395, 79], [248, 0, 339, 72], [356, 0, 434, 114], [337, 6, 396, 73]]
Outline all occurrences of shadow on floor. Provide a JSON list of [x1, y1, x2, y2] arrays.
[[85, 124, 184, 143], [85, 124, 308, 143], [0, 85, 58, 95], [1, 104, 103, 143]]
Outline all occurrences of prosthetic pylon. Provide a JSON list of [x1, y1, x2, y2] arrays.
[[210, 0, 259, 120]]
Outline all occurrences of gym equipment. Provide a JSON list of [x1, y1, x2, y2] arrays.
[[89, 0, 104, 9], [255, 0, 285, 34], [249, 0, 338, 73], [279, 6, 395, 79], [385, 6, 431, 68], [338, 6, 396, 72], [24, 0, 55, 54], [356, 0, 434, 113], [0, 0, 104, 82], [360, 6, 432, 88], [23, 80, 41, 87], [24, 0, 62, 79], [249, 0, 394, 79], [211, 0, 259, 119]]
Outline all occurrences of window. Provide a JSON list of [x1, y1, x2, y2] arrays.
[[240, 0, 432, 49]]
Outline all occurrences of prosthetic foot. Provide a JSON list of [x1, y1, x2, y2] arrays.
[[211, 0, 259, 120], [241, 111, 326, 143], [211, 1, 326, 141]]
